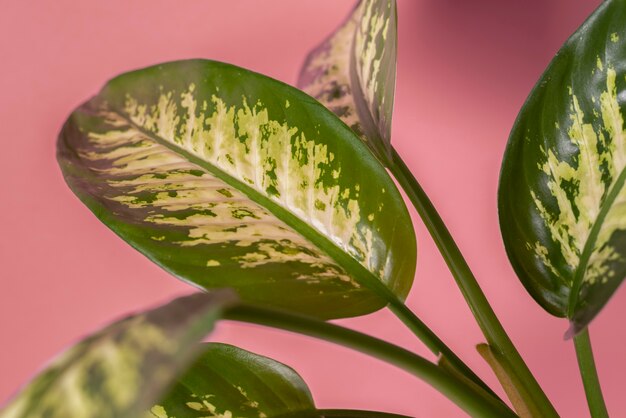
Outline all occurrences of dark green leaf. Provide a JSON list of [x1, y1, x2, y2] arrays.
[[0, 291, 237, 418], [151, 343, 315, 418], [298, 0, 397, 162], [499, 0, 626, 333], [310, 412, 411, 418], [151, 343, 411, 418], [58, 59, 416, 320]]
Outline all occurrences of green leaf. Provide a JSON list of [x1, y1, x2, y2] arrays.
[[0, 291, 237, 418], [310, 412, 411, 418], [58, 59, 416, 320], [499, 0, 626, 334], [298, 0, 397, 162], [152, 343, 411, 418], [151, 343, 314, 417]]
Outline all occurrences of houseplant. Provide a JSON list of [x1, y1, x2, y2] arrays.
[[1, 0, 624, 416]]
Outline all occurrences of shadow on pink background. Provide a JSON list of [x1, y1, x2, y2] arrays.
[[0, 1, 620, 416]]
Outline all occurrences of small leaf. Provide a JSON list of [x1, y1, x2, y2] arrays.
[[499, 0, 626, 333], [152, 343, 411, 418], [151, 343, 315, 418], [311, 412, 411, 418], [58, 60, 416, 320], [0, 291, 237, 418], [298, 0, 397, 162]]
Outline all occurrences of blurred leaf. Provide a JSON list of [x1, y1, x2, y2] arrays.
[[298, 0, 397, 163], [151, 343, 314, 417], [152, 343, 411, 418], [0, 291, 237, 418]]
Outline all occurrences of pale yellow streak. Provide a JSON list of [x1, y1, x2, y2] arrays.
[[532, 66, 626, 286], [122, 86, 375, 269], [84, 111, 361, 286], [355, 0, 388, 112]]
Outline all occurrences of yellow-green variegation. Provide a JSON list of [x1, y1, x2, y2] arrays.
[[298, 0, 397, 163], [58, 60, 416, 320], [499, 0, 626, 334], [0, 291, 236, 418]]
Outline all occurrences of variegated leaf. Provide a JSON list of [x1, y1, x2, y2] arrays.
[[150, 343, 314, 418], [310, 413, 411, 418], [58, 60, 416, 320], [499, 0, 626, 334], [0, 291, 237, 418], [152, 343, 411, 418], [298, 0, 397, 163]]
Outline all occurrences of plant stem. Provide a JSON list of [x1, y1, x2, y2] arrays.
[[224, 304, 517, 418], [573, 328, 609, 418], [388, 147, 558, 417], [387, 297, 500, 400]]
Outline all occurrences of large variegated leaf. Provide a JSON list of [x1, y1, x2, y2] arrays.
[[152, 343, 410, 418], [58, 60, 416, 320], [499, 0, 626, 334], [0, 291, 237, 418], [298, 0, 397, 162]]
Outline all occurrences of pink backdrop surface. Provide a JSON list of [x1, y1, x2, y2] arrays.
[[0, 1, 622, 417]]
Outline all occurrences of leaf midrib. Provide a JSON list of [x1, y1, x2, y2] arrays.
[[113, 108, 397, 305], [567, 162, 626, 317]]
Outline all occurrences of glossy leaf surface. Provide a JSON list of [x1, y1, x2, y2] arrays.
[[152, 343, 411, 418], [298, 0, 397, 162], [499, 0, 626, 333], [311, 413, 411, 418], [58, 60, 416, 319], [151, 343, 315, 418], [0, 291, 237, 418]]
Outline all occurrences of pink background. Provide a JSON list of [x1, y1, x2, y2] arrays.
[[0, 1, 622, 416]]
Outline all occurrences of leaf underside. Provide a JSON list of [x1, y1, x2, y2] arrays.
[[0, 291, 237, 418], [499, 0, 626, 333], [58, 60, 416, 320], [298, 0, 397, 163]]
